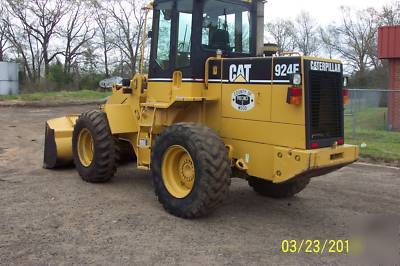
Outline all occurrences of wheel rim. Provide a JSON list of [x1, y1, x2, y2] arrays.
[[162, 145, 195, 199], [77, 128, 94, 167]]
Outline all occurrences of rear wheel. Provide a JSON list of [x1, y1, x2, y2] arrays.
[[162, 145, 196, 199], [72, 110, 117, 183], [248, 176, 310, 198], [151, 123, 231, 219]]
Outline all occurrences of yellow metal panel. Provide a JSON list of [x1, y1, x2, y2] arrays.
[[46, 115, 79, 165], [55, 137, 74, 162], [147, 82, 172, 102], [272, 144, 359, 183], [272, 147, 312, 183], [104, 104, 138, 134], [220, 118, 306, 149], [270, 84, 305, 125], [106, 90, 128, 105], [221, 84, 271, 121], [172, 82, 204, 99], [147, 81, 205, 103], [310, 144, 360, 168], [223, 139, 275, 180], [223, 139, 359, 183], [205, 82, 222, 132], [47, 115, 78, 136]]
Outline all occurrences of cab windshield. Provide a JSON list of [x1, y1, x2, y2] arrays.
[[202, 0, 251, 53]]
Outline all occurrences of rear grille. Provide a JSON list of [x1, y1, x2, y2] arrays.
[[308, 71, 343, 142]]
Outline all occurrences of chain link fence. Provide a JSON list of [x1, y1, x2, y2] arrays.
[[345, 89, 400, 162]]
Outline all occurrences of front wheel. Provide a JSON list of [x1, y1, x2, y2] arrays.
[[151, 123, 231, 219], [72, 110, 117, 183]]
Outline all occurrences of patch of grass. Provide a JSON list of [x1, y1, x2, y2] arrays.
[[345, 107, 400, 161], [0, 90, 111, 102], [345, 107, 388, 130], [345, 129, 400, 161]]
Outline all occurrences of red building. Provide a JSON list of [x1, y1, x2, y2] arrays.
[[378, 25, 400, 131]]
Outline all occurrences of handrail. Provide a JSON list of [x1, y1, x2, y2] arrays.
[[280, 51, 301, 56], [204, 57, 218, 89]]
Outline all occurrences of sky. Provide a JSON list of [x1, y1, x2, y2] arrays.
[[265, 0, 395, 25]]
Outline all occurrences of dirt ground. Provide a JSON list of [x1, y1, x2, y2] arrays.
[[0, 105, 399, 265]]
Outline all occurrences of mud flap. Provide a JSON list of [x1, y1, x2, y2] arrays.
[[43, 116, 78, 169]]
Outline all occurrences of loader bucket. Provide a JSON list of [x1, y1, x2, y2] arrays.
[[43, 115, 79, 169]]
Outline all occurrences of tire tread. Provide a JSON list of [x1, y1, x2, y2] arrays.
[[72, 110, 117, 183], [248, 176, 310, 198], [151, 123, 231, 219]]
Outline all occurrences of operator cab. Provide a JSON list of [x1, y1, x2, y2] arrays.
[[149, 0, 264, 80]]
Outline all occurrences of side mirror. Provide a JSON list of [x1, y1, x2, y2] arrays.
[[121, 79, 131, 87], [147, 30, 153, 39]]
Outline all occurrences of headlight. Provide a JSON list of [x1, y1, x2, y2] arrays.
[[343, 77, 349, 87], [293, 74, 302, 86]]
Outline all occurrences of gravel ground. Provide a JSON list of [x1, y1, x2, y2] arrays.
[[0, 105, 399, 265]]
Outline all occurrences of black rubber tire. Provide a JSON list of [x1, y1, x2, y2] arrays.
[[151, 123, 231, 219], [72, 110, 117, 183], [248, 176, 310, 199], [115, 139, 136, 163]]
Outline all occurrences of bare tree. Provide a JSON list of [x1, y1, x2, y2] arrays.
[[322, 7, 378, 74], [6, 0, 68, 78], [107, 0, 146, 76], [265, 19, 295, 53], [93, 2, 114, 77], [380, 1, 400, 25], [0, 5, 11, 61], [319, 26, 336, 59], [62, 0, 96, 75], [2, 3, 42, 82], [293, 11, 319, 56]]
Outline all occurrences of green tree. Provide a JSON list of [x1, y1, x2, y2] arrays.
[[48, 61, 73, 89]]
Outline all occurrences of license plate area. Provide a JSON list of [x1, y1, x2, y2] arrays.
[[330, 153, 344, 161]]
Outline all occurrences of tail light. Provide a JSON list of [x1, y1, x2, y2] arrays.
[[343, 88, 350, 105], [311, 143, 319, 149], [287, 87, 302, 105]]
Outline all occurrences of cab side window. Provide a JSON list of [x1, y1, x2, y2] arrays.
[[176, 0, 193, 68], [155, 3, 173, 70], [202, 0, 250, 53]]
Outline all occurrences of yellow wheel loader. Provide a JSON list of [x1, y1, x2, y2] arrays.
[[44, 0, 359, 218]]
